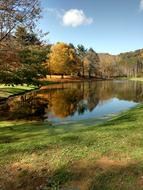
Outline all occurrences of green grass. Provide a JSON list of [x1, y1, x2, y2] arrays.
[[0, 105, 143, 190], [130, 77, 143, 82], [0, 81, 59, 99], [0, 84, 36, 98]]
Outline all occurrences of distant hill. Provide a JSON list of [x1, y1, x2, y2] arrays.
[[119, 49, 143, 65], [98, 49, 143, 78], [99, 49, 143, 65]]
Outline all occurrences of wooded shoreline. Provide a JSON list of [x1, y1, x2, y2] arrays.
[[1, 77, 142, 101]]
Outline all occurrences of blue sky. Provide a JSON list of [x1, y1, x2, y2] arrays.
[[38, 0, 143, 54]]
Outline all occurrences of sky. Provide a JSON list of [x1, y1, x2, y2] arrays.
[[38, 0, 143, 55]]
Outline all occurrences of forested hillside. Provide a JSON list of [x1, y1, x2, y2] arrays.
[[99, 49, 143, 78], [47, 46, 143, 79], [119, 49, 143, 77]]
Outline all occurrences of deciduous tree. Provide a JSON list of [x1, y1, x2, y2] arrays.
[[49, 42, 78, 78]]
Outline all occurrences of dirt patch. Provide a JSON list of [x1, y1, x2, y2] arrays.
[[0, 162, 50, 190], [0, 158, 141, 190], [95, 157, 127, 170], [64, 158, 139, 190]]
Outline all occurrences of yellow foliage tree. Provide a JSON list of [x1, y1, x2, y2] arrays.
[[49, 42, 78, 78]]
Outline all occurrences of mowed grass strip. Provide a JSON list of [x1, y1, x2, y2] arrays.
[[0, 84, 36, 98]]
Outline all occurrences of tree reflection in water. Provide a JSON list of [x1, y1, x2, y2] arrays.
[[0, 80, 143, 121]]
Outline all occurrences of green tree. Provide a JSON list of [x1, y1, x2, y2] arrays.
[[84, 48, 100, 78], [17, 45, 49, 85], [15, 26, 41, 46], [77, 44, 87, 77]]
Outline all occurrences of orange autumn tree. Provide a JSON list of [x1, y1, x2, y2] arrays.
[[49, 42, 78, 78]]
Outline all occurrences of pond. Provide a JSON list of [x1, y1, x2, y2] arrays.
[[0, 80, 143, 123]]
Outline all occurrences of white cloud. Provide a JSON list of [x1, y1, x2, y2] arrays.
[[62, 9, 93, 27], [140, 0, 143, 10]]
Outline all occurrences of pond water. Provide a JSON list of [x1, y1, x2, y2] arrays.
[[0, 80, 143, 123]]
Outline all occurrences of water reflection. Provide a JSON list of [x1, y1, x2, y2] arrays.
[[0, 80, 143, 122], [0, 91, 49, 120]]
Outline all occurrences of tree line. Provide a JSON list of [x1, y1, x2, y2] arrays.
[[1, 0, 143, 86], [48, 43, 100, 79], [47, 43, 143, 79], [1, 27, 143, 85]]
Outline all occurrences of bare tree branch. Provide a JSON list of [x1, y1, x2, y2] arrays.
[[0, 0, 41, 42]]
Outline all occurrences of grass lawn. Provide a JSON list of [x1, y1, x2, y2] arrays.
[[0, 85, 36, 99], [0, 105, 143, 190]]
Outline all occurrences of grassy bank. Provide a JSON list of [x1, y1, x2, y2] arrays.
[[0, 85, 36, 99], [0, 81, 58, 99], [0, 105, 143, 190]]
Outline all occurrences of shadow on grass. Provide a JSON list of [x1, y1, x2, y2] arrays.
[[90, 162, 143, 190], [49, 160, 143, 190], [1, 158, 143, 190], [0, 105, 143, 165]]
